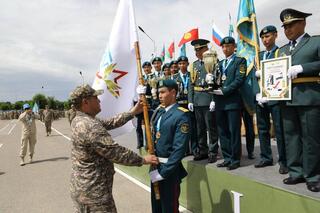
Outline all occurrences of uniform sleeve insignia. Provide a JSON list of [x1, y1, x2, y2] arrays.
[[180, 123, 189, 133], [178, 107, 189, 112], [239, 64, 246, 74]]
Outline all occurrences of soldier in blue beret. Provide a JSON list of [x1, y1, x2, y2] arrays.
[[149, 79, 191, 213], [162, 63, 171, 79], [253, 25, 288, 174], [152, 57, 163, 78], [278, 8, 320, 192], [213, 36, 246, 170], [169, 60, 179, 80], [189, 38, 219, 163]]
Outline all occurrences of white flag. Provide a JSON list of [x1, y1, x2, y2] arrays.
[[92, 0, 138, 137]]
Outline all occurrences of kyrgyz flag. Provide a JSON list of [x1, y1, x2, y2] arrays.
[[92, 0, 139, 136], [178, 28, 199, 47]]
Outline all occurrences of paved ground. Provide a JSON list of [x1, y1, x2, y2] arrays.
[[0, 117, 318, 212], [0, 118, 156, 213]]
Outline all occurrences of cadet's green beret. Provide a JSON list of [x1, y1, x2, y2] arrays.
[[142, 61, 152, 68], [191, 39, 210, 50], [177, 56, 189, 63], [69, 84, 103, 104], [260, 25, 277, 37], [220, 36, 235, 46], [280, 8, 312, 26], [152, 57, 162, 64], [162, 63, 170, 71], [169, 60, 178, 67], [158, 79, 178, 91]]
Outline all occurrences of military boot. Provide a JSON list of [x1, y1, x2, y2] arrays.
[[20, 157, 25, 166], [29, 155, 33, 163]]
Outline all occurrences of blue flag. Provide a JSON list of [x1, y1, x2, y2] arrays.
[[236, 0, 260, 114], [180, 44, 186, 57]]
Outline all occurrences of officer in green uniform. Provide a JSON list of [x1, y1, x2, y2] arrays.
[[149, 79, 190, 213], [213, 36, 246, 170], [169, 60, 179, 80], [278, 8, 320, 192], [189, 39, 219, 163], [254, 25, 288, 174], [175, 56, 198, 155]]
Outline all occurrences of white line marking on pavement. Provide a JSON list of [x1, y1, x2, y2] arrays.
[[52, 124, 190, 212], [0, 123, 10, 132], [7, 123, 16, 135]]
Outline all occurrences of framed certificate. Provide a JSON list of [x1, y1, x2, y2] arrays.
[[260, 56, 291, 100]]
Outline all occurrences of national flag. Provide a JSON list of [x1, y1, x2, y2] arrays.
[[180, 44, 186, 57], [212, 23, 225, 46], [92, 0, 138, 136], [236, 0, 260, 114], [32, 102, 39, 113], [160, 45, 165, 62], [167, 42, 175, 59], [178, 28, 199, 47]]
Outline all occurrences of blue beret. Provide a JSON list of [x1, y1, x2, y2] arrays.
[[280, 8, 312, 26], [177, 56, 188, 63], [152, 57, 162, 64], [260, 25, 277, 37], [158, 79, 178, 91], [220, 36, 235, 46], [142, 61, 151, 68], [169, 60, 178, 67], [23, 103, 31, 110]]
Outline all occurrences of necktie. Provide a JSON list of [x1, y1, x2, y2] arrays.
[[290, 40, 297, 52], [265, 51, 270, 59]]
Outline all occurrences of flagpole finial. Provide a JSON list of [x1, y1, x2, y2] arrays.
[[79, 70, 84, 85]]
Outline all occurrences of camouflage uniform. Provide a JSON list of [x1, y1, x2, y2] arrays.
[[67, 108, 77, 125], [70, 85, 145, 213], [43, 108, 54, 135]]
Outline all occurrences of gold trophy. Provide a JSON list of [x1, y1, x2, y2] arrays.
[[203, 48, 221, 90]]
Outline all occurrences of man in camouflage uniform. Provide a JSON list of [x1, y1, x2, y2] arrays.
[[18, 103, 37, 166], [69, 84, 158, 213], [43, 105, 54, 136], [67, 104, 77, 125]]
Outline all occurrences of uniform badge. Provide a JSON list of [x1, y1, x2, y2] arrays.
[[156, 131, 161, 139], [180, 123, 189, 133], [221, 74, 227, 81], [239, 64, 246, 74]]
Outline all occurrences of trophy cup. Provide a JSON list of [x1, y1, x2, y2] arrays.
[[203, 48, 221, 90]]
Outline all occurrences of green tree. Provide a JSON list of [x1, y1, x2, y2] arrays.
[[47, 96, 57, 109], [13, 101, 24, 110], [32, 93, 47, 109], [0, 102, 12, 110]]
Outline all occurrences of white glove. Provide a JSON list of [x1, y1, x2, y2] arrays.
[[255, 70, 261, 78], [209, 101, 215, 111], [256, 93, 268, 105], [287, 65, 303, 79], [149, 169, 164, 183], [213, 89, 223, 95], [188, 103, 194, 112], [136, 85, 146, 95], [205, 73, 214, 83]]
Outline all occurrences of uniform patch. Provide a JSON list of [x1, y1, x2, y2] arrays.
[[239, 64, 246, 74], [180, 123, 189, 133], [178, 107, 189, 112]]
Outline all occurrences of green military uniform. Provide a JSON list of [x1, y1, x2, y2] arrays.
[[278, 9, 320, 192], [175, 56, 198, 155], [150, 80, 190, 213], [189, 39, 219, 162], [253, 26, 287, 172], [215, 36, 246, 170]]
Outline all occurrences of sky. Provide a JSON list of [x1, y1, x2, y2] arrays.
[[0, 0, 319, 102]]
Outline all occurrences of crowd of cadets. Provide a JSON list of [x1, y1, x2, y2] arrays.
[[136, 8, 320, 193]]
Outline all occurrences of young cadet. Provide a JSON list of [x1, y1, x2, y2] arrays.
[[189, 39, 219, 163], [152, 57, 163, 78], [149, 79, 191, 213], [213, 36, 246, 170], [278, 8, 320, 192], [175, 56, 198, 156], [254, 25, 288, 174]]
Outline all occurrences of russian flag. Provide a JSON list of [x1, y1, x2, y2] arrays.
[[212, 23, 225, 46]]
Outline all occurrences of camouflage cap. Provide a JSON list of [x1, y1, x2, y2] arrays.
[[69, 84, 103, 104]]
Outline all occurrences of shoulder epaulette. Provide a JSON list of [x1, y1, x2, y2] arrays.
[[178, 107, 189, 112]]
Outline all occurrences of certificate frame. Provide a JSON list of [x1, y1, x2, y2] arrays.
[[260, 56, 291, 100]]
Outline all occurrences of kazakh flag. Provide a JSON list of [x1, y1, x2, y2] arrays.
[[236, 0, 260, 114]]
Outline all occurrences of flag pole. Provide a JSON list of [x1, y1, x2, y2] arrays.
[[252, 13, 260, 70], [134, 41, 161, 200]]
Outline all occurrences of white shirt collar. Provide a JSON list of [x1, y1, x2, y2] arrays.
[[291, 33, 306, 45], [165, 103, 175, 112]]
